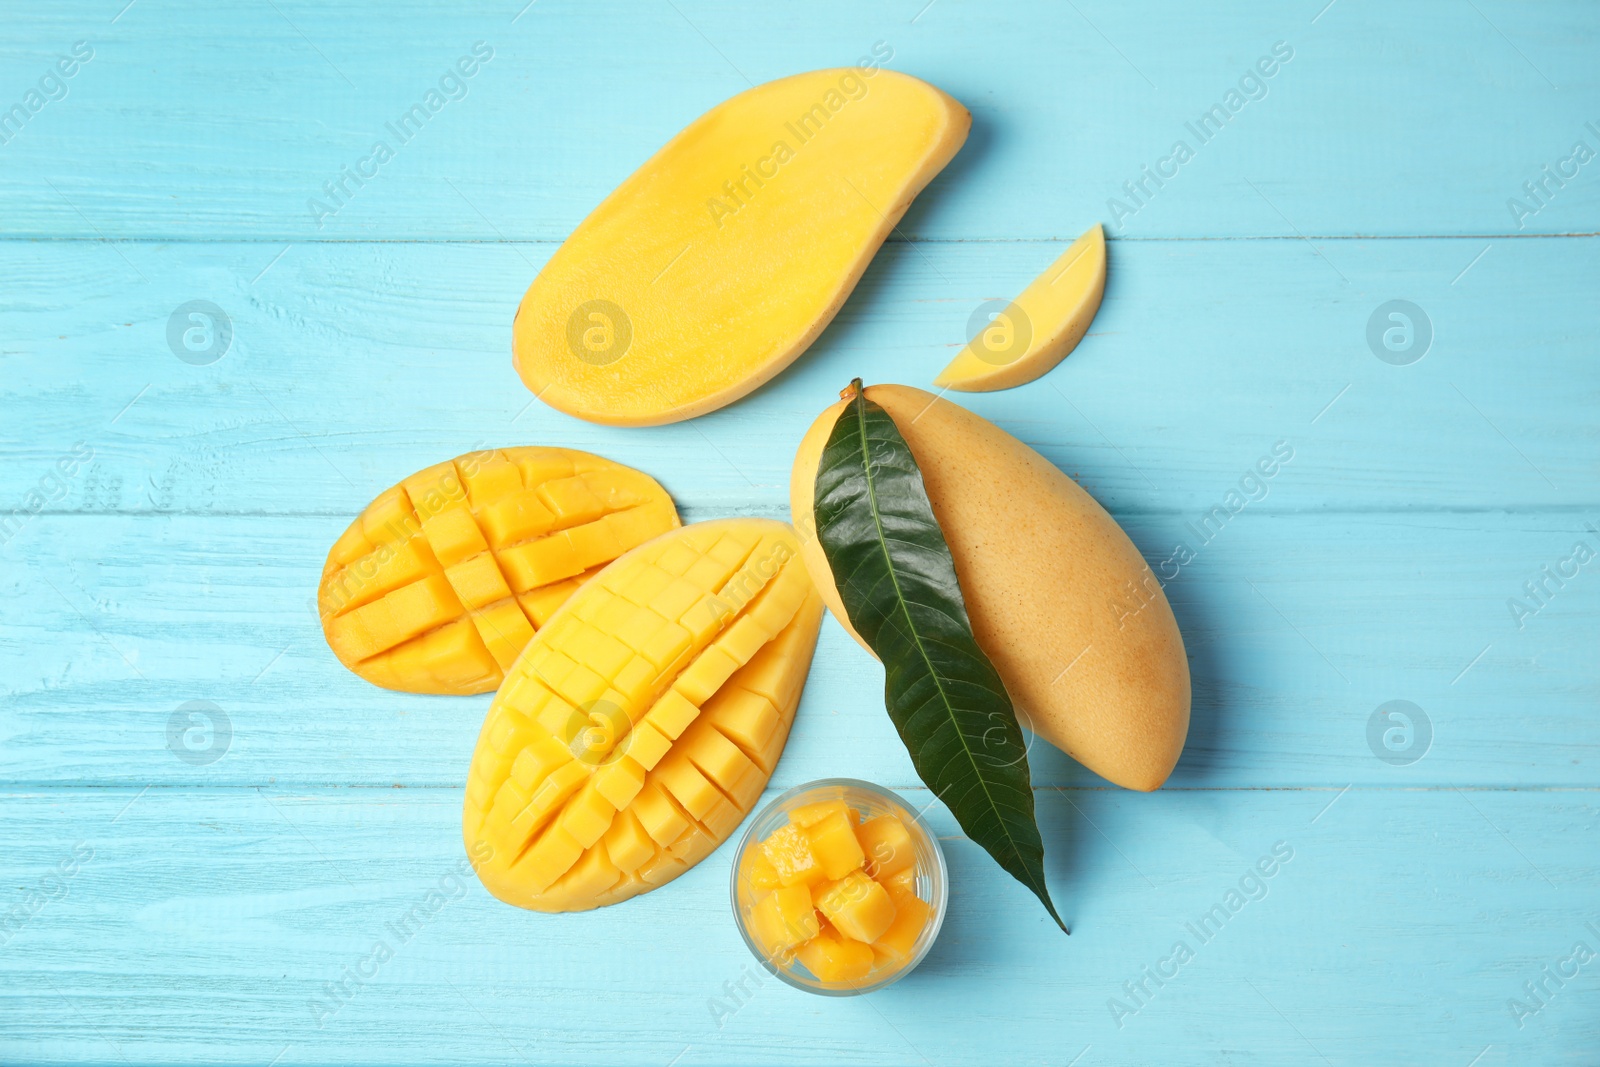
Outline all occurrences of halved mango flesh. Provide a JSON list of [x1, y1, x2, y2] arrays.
[[463, 518, 824, 912], [513, 68, 970, 426], [933, 224, 1106, 392], [320, 448, 678, 695]]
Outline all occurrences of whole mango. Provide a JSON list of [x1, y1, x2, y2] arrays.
[[790, 385, 1190, 791]]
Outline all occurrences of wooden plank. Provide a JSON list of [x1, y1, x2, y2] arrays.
[[1, 785, 1594, 1065], [1, 237, 1594, 519], [1, 1, 1596, 240], [3, 509, 1595, 788]]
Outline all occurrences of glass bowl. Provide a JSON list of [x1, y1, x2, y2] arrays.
[[729, 778, 948, 996]]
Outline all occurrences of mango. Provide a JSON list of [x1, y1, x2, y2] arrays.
[[749, 883, 820, 957], [319, 447, 678, 695], [855, 814, 915, 879], [795, 930, 875, 984], [803, 808, 867, 880], [740, 801, 937, 987], [512, 69, 970, 426], [814, 870, 897, 944], [463, 518, 823, 912], [790, 385, 1190, 791], [933, 224, 1106, 392], [871, 894, 931, 966]]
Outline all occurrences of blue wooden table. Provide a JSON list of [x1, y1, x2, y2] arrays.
[[3, 2, 1597, 1063]]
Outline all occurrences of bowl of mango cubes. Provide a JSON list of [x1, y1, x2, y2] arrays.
[[731, 778, 947, 995]]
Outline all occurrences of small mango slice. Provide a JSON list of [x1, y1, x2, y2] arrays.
[[464, 518, 824, 912], [933, 224, 1107, 392], [319, 447, 678, 695], [512, 68, 970, 426]]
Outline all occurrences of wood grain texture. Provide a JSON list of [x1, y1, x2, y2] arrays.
[[3, 787, 1596, 1066], [2, 0, 1598, 1063], [1, 1, 1597, 239]]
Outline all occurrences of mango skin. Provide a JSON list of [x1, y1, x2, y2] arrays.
[[790, 385, 1190, 792], [513, 69, 970, 426]]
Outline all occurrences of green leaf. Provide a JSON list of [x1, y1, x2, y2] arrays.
[[813, 380, 1065, 931]]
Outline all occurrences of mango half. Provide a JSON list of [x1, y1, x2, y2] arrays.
[[790, 385, 1190, 791], [513, 68, 970, 426], [463, 518, 823, 912], [319, 448, 678, 695]]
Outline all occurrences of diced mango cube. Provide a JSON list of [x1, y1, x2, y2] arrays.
[[631, 781, 690, 846], [637, 620, 692, 669], [761, 822, 825, 888], [421, 506, 489, 567], [881, 866, 919, 909], [478, 489, 556, 546], [871, 894, 932, 965], [804, 810, 867, 880], [548, 842, 621, 904], [749, 884, 820, 956], [789, 798, 850, 828], [673, 645, 741, 705], [470, 599, 536, 669], [602, 810, 655, 874], [592, 756, 646, 810], [643, 689, 700, 739], [703, 688, 780, 764], [517, 825, 583, 895], [458, 454, 521, 503], [616, 721, 673, 770], [510, 731, 571, 789], [748, 850, 782, 892], [815, 870, 897, 944], [557, 781, 616, 849], [855, 815, 916, 879], [653, 755, 720, 821], [537, 475, 605, 525], [795, 931, 875, 984], [680, 721, 758, 795]]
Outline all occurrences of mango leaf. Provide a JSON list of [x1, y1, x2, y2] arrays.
[[813, 380, 1065, 931]]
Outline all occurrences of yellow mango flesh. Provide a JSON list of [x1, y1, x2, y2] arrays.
[[855, 814, 915, 879], [741, 804, 935, 987], [320, 448, 678, 695], [512, 69, 970, 426], [790, 385, 1191, 791], [463, 518, 823, 912], [796, 931, 875, 984], [933, 224, 1107, 392]]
